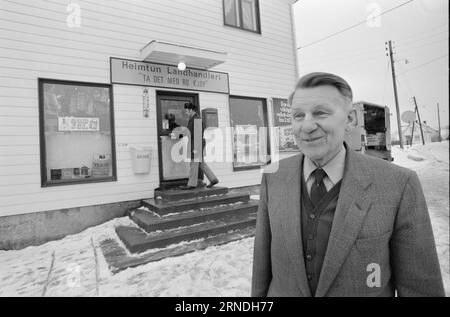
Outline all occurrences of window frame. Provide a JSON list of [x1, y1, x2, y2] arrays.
[[222, 0, 261, 34], [38, 78, 117, 187], [228, 95, 271, 172]]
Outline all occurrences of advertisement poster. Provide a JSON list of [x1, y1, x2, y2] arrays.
[[58, 117, 100, 131], [234, 125, 259, 167], [272, 98, 299, 152], [91, 154, 112, 177]]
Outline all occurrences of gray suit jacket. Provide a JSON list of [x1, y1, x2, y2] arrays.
[[251, 146, 445, 297]]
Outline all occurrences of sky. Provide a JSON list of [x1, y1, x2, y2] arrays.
[[293, 0, 449, 132]]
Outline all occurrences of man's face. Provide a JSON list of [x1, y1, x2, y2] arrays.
[[291, 86, 355, 166], [185, 108, 195, 117]]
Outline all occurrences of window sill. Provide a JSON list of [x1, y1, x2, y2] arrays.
[[41, 176, 117, 187], [232, 164, 263, 172], [223, 23, 261, 35]]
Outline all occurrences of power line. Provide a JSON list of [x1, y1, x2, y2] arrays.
[[300, 47, 383, 63], [297, 0, 415, 50], [299, 42, 384, 61], [297, 24, 446, 59], [395, 22, 448, 43], [301, 34, 447, 65], [396, 63, 415, 100], [397, 54, 449, 75], [396, 28, 448, 46], [397, 38, 448, 52], [297, 23, 447, 62]]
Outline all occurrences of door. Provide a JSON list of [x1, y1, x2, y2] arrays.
[[156, 91, 200, 187]]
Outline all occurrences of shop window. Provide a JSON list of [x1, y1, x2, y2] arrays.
[[223, 0, 261, 33], [229, 96, 270, 171], [38, 79, 116, 186]]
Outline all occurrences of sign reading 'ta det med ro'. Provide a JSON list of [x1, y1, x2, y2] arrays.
[[110, 58, 229, 94]]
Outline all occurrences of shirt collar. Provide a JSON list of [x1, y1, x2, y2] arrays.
[[303, 144, 347, 185]]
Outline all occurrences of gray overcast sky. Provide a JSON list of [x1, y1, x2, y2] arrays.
[[293, 0, 449, 131]]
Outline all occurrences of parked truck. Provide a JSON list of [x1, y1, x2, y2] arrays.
[[345, 101, 393, 161]]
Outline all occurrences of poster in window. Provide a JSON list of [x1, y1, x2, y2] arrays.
[[39, 79, 116, 186], [229, 96, 269, 170], [234, 125, 259, 167], [272, 98, 299, 152]]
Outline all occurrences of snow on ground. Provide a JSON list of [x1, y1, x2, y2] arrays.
[[0, 141, 448, 297], [391, 141, 450, 296], [0, 215, 254, 297]]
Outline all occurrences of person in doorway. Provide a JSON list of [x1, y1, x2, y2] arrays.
[[251, 72, 444, 297], [179, 102, 219, 190]]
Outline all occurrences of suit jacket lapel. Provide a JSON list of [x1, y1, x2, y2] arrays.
[[279, 154, 312, 297], [315, 148, 374, 297]]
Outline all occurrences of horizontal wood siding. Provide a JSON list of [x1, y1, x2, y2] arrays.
[[0, 0, 297, 216]]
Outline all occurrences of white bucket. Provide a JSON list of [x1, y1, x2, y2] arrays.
[[130, 147, 151, 174]]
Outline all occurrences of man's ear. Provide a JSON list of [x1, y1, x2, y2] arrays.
[[348, 108, 357, 127], [345, 109, 357, 133]]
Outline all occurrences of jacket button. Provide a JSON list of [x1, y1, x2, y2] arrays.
[[309, 214, 316, 219], [307, 275, 312, 281], [306, 254, 313, 261]]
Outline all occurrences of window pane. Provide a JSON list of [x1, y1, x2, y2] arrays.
[[160, 99, 191, 180], [160, 99, 190, 133], [229, 97, 269, 169], [41, 81, 115, 185], [224, 0, 240, 27], [242, 0, 257, 31]]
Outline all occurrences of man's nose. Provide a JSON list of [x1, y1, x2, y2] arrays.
[[302, 116, 318, 133]]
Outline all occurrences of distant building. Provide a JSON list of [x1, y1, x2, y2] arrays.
[[392, 122, 440, 145], [440, 126, 450, 140]]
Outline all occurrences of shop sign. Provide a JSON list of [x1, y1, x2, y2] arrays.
[[58, 117, 100, 131], [110, 57, 229, 94]]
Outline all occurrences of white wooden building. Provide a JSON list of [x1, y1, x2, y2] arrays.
[[0, 0, 299, 248]]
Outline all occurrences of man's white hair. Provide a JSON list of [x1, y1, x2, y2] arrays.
[[288, 72, 353, 112]]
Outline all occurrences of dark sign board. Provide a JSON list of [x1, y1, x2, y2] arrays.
[[272, 98, 299, 152]]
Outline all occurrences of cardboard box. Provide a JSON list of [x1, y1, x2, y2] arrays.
[[91, 154, 111, 177], [50, 169, 62, 180], [61, 168, 73, 180]]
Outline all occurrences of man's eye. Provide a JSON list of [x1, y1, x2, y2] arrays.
[[294, 113, 304, 119], [315, 111, 328, 116]]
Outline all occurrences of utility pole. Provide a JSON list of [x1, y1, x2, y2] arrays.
[[437, 102, 442, 142], [412, 96, 425, 145], [386, 40, 403, 148]]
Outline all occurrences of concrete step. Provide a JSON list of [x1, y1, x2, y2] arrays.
[[141, 192, 250, 215], [100, 226, 255, 273], [154, 186, 228, 202], [116, 212, 256, 253], [130, 201, 258, 232]]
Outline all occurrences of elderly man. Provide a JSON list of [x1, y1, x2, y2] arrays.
[[251, 72, 444, 297]]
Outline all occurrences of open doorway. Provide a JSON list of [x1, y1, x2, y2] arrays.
[[156, 91, 202, 189]]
